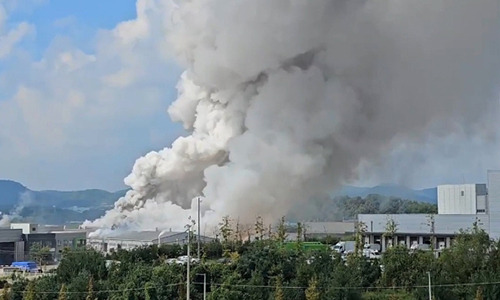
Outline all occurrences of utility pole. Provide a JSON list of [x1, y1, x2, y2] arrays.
[[203, 273, 206, 300], [187, 224, 191, 300], [427, 271, 432, 300], [196, 273, 207, 300], [197, 197, 201, 260]]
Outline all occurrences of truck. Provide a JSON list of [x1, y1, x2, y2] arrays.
[[10, 261, 39, 273], [363, 243, 381, 259], [331, 241, 356, 254], [283, 242, 330, 252], [410, 242, 431, 251]]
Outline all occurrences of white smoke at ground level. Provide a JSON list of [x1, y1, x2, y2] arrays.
[[0, 191, 35, 227], [85, 0, 500, 234]]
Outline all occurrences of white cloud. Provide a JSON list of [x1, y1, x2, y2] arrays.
[[0, 4, 6, 31], [0, 1, 33, 59], [0, 0, 181, 190]]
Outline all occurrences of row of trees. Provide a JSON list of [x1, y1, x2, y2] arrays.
[[2, 217, 498, 300], [287, 194, 437, 222]]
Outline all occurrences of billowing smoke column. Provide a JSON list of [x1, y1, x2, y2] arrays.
[[87, 0, 500, 233]]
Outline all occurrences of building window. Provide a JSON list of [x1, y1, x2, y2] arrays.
[[461, 191, 465, 196]]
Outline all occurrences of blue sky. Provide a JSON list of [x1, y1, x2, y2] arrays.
[[8, 0, 138, 57], [0, 0, 184, 191]]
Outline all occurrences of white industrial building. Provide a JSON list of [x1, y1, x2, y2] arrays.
[[437, 184, 487, 214], [87, 230, 214, 254], [358, 170, 500, 252]]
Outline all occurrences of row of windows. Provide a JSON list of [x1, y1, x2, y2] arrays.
[[56, 239, 86, 247]]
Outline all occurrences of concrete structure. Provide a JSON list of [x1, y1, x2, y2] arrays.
[[88, 230, 214, 254], [6, 223, 86, 262], [10, 223, 39, 234], [10, 223, 65, 234], [358, 214, 488, 252], [438, 184, 487, 214], [304, 221, 355, 238], [359, 170, 500, 252], [0, 229, 24, 265], [25, 230, 87, 262], [287, 221, 355, 241]]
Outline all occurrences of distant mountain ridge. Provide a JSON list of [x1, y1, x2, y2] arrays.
[[0, 179, 437, 224], [0, 179, 127, 208], [0, 180, 28, 207], [335, 184, 437, 204], [0, 180, 127, 223]]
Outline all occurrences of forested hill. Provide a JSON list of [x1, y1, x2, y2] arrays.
[[0, 179, 436, 224], [287, 194, 437, 222]]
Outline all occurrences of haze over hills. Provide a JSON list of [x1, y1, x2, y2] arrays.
[[0, 179, 437, 225], [0, 179, 127, 225], [335, 185, 437, 204]]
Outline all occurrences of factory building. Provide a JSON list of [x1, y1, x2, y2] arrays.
[[437, 184, 487, 214], [0, 223, 87, 263], [0, 229, 24, 265], [87, 230, 214, 254], [286, 221, 355, 241], [359, 170, 500, 253]]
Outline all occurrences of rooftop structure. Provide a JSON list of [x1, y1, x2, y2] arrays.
[[87, 230, 214, 253], [359, 170, 500, 253]]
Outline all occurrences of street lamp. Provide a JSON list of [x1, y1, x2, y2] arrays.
[[186, 222, 192, 300], [197, 197, 201, 260], [427, 271, 432, 300]]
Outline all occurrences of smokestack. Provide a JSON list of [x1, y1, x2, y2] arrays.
[[86, 0, 500, 232]]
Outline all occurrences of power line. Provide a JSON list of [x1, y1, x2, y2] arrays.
[[191, 280, 500, 291], [11, 283, 183, 294]]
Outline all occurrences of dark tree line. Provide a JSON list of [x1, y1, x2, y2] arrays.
[[288, 194, 437, 222]]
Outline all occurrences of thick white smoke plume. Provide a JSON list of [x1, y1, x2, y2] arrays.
[[0, 191, 35, 227], [87, 0, 500, 233]]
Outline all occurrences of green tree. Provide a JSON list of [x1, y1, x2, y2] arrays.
[[380, 246, 434, 288], [305, 277, 320, 300], [22, 282, 35, 300], [255, 216, 264, 241], [86, 277, 95, 300], [296, 222, 303, 243], [383, 217, 398, 248], [29, 242, 52, 267], [475, 286, 484, 300], [439, 222, 491, 299], [276, 217, 288, 243], [144, 282, 156, 300], [274, 276, 284, 300], [235, 219, 243, 243], [58, 284, 67, 300], [1, 286, 10, 300], [355, 221, 367, 255], [219, 216, 233, 243], [56, 249, 107, 283], [426, 214, 436, 250], [33, 276, 59, 300]]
